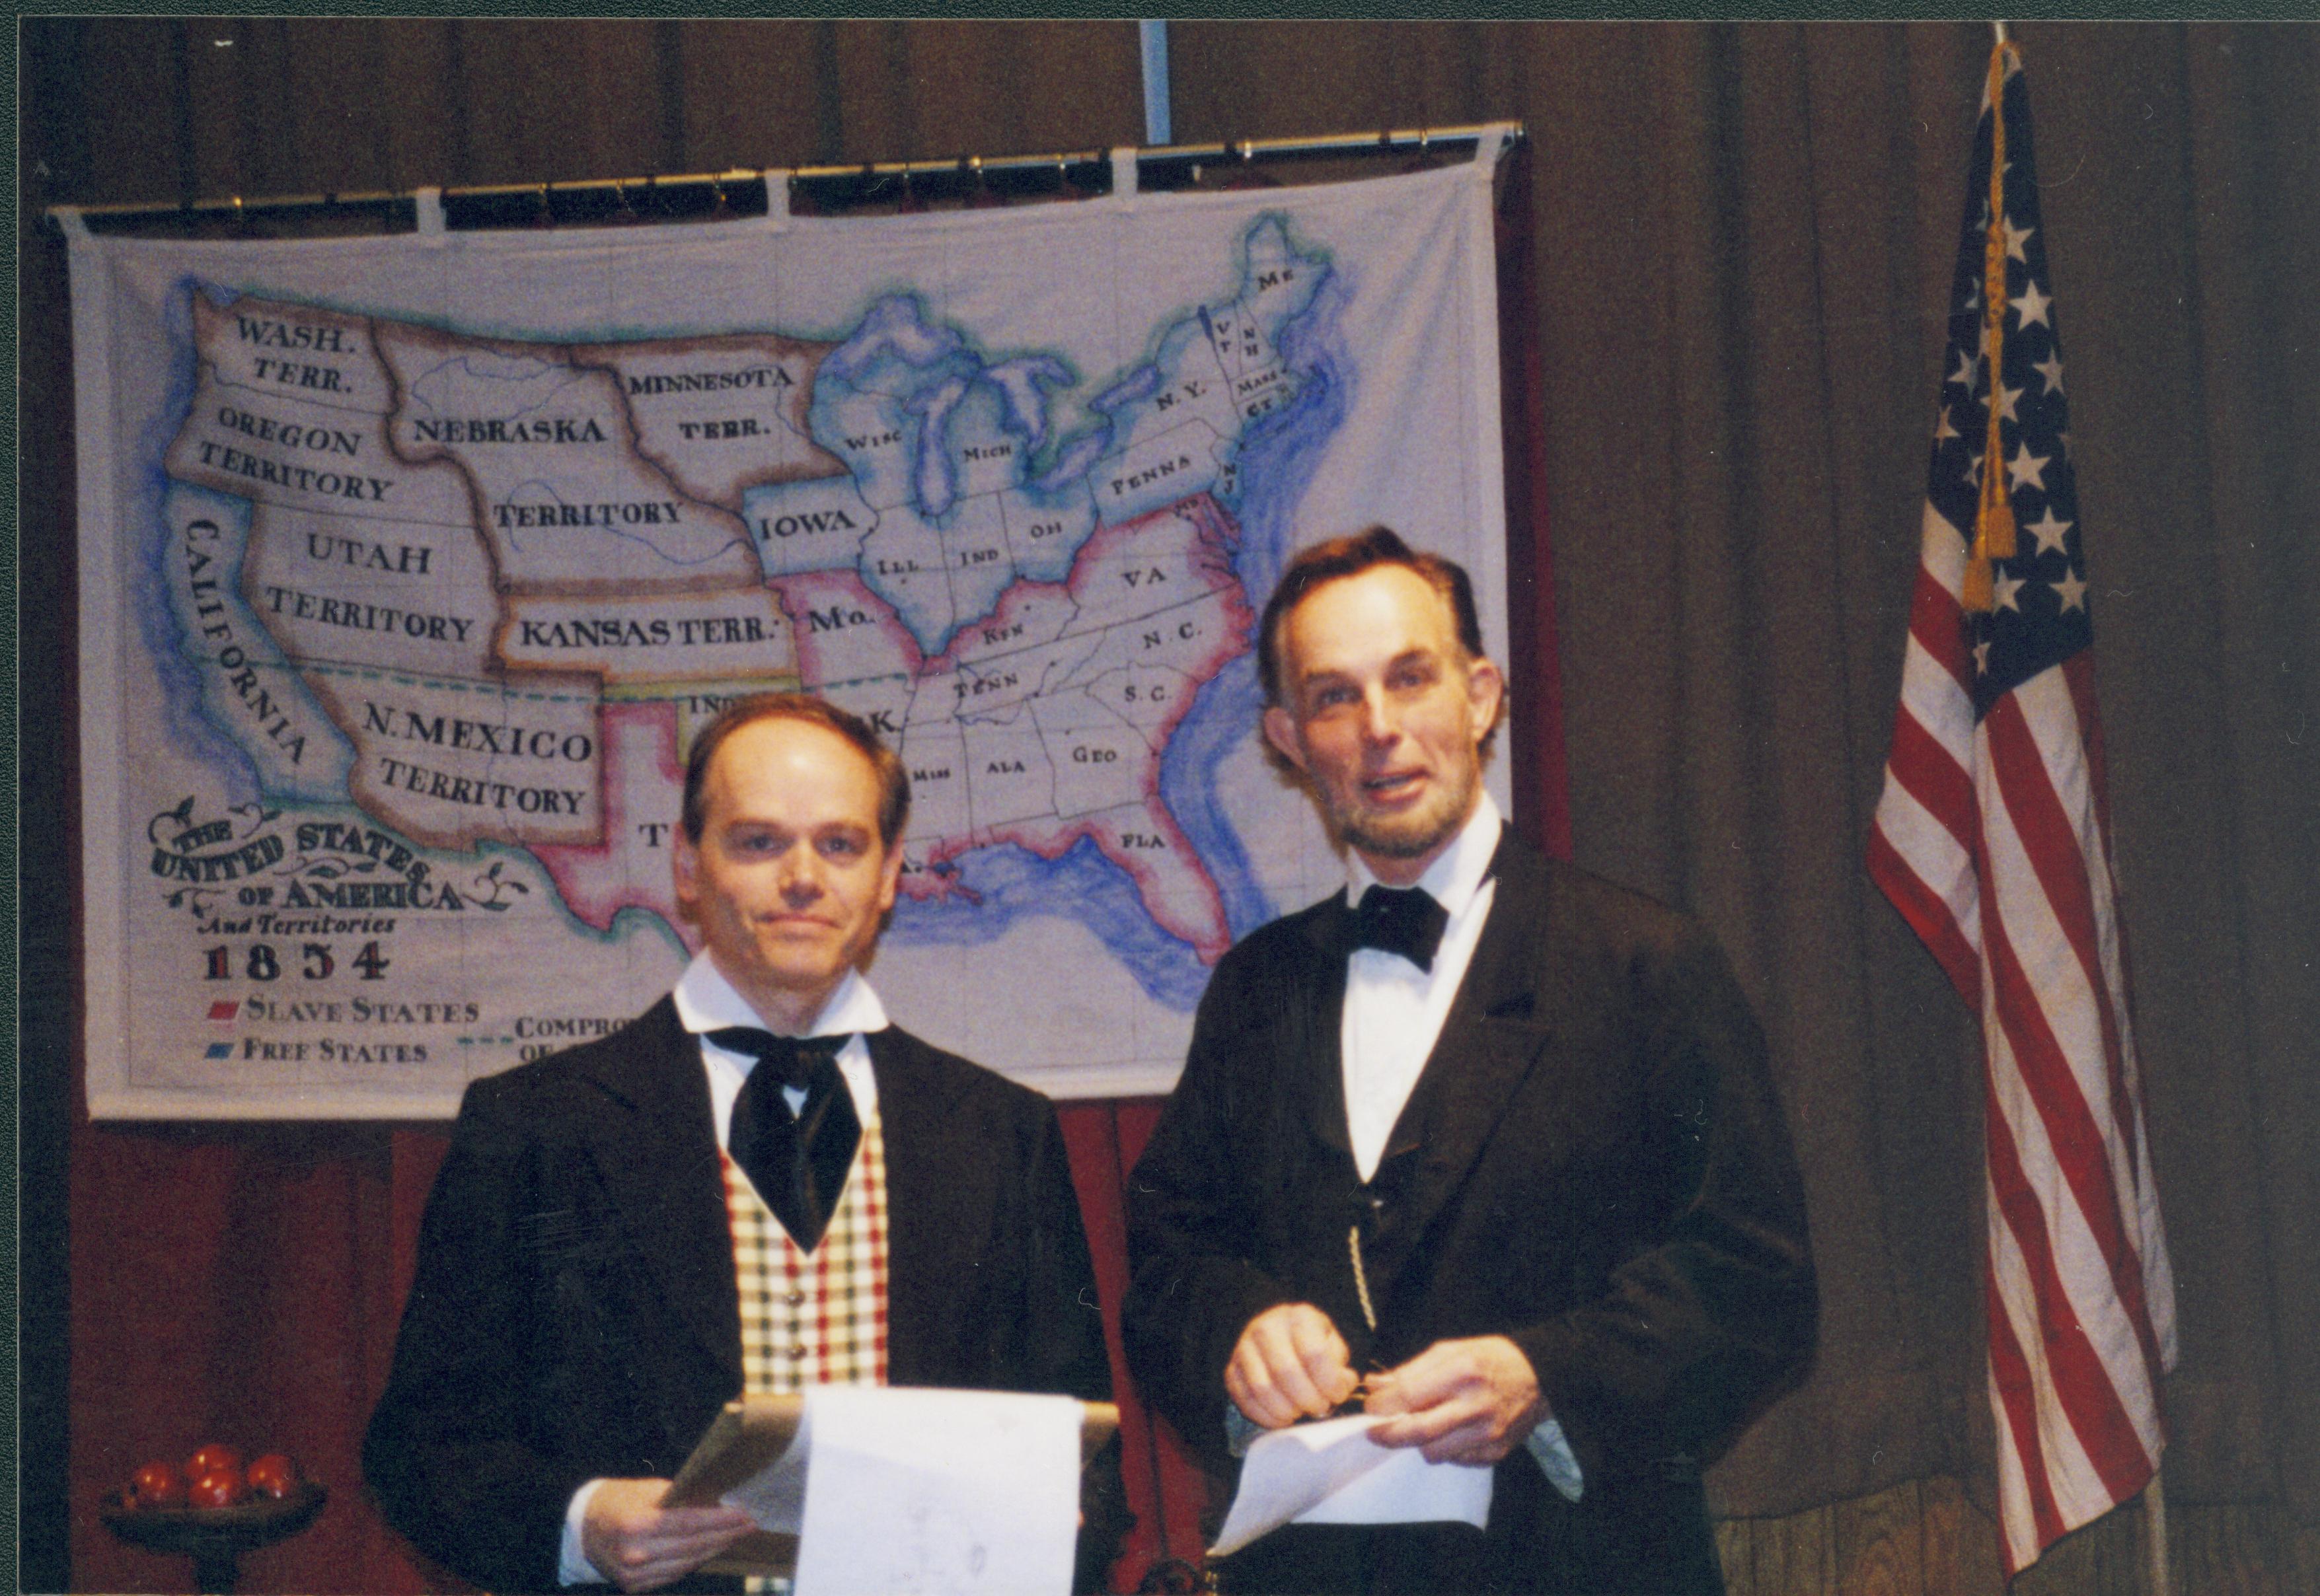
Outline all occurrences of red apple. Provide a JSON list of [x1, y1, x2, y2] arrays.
[[127, 1459, 186, 1509], [186, 1464, 249, 1509], [186, 1442, 244, 1478], [245, 1452, 300, 1500]]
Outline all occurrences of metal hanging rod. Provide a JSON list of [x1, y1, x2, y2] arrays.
[[48, 121, 1524, 232]]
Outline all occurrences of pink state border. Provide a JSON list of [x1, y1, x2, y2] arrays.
[[531, 698, 697, 944]]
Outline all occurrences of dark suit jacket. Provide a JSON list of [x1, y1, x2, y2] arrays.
[[365, 999, 1120, 1595], [1121, 832, 1816, 1595]]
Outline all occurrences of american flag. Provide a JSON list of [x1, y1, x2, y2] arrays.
[[1868, 40, 2177, 1576]]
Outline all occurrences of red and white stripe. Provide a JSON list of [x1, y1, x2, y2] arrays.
[[1870, 503, 2177, 1576]]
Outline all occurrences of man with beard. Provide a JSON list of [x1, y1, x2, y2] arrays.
[[1122, 528, 1816, 1594]]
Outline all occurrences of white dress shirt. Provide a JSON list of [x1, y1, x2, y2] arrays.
[[560, 955, 889, 1584], [1341, 791, 1503, 1182], [676, 953, 883, 1143], [1335, 791, 1583, 1502]]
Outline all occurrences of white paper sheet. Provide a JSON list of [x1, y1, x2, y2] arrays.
[[792, 1386, 1084, 1596], [1207, 1415, 1495, 1559]]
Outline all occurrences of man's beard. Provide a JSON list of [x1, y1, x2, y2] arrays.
[[1329, 761, 1479, 863]]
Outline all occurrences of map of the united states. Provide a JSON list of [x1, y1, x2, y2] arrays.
[[156, 216, 1331, 993]]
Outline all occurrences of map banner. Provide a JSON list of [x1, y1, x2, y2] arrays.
[[70, 143, 1516, 1117]]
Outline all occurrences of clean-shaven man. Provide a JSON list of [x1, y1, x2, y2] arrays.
[[1123, 528, 1816, 1594], [367, 694, 1121, 1593]]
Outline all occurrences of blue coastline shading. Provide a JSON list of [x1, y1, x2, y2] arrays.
[[1156, 653, 1276, 941], [886, 836, 1211, 1011], [1226, 269, 1353, 611], [1090, 363, 1162, 416], [1146, 268, 1355, 947], [143, 279, 266, 803], [1034, 431, 1109, 495]]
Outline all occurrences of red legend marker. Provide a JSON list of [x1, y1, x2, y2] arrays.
[[207, 1001, 239, 1022]]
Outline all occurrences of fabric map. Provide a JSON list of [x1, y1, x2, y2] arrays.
[[70, 153, 1512, 1115]]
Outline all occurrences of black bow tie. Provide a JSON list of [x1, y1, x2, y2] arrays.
[[709, 1028, 860, 1251], [707, 1028, 848, 1091], [1346, 885, 1450, 972]]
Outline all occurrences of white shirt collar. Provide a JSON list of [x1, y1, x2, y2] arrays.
[[671, 951, 889, 1040], [1345, 789, 1503, 917]]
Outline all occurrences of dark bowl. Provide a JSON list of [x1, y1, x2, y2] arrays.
[[101, 1482, 328, 1557]]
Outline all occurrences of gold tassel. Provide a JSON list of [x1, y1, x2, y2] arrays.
[[1963, 38, 2018, 615], [1963, 552, 1995, 613]]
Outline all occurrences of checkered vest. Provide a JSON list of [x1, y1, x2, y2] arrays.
[[724, 1107, 890, 1393]]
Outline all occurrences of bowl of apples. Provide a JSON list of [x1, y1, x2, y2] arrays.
[[102, 1444, 325, 1587]]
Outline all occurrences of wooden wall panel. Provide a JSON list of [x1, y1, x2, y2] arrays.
[[444, 18, 669, 186], [181, 17, 274, 200], [1832, 1480, 1924, 1596], [274, 21, 399, 200], [1168, 21, 1499, 144], [985, 23, 1146, 155], [1717, 1517, 1759, 1596], [1751, 1500, 1836, 1596], [2174, 1502, 2276, 1596], [1364, 23, 1469, 129], [2276, 1513, 2320, 1596], [823, 22, 918, 170], [670, 20, 841, 174], [1917, 1474, 2000, 1596], [1709, 1480, 2320, 1596], [907, 21, 1056, 157], [371, 21, 458, 194], [73, 20, 185, 206]]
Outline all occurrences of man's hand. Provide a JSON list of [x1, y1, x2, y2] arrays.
[[1363, 1335, 1546, 1465], [1226, 1303, 1359, 1429], [581, 1478, 756, 1593]]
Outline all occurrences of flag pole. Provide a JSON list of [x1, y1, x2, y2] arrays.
[[2145, 1468, 2173, 1596]]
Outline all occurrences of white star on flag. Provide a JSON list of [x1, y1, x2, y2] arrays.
[[1934, 406, 1961, 443], [2025, 507, 2073, 555], [1965, 450, 1985, 488], [1950, 347, 1983, 391], [1998, 382, 2024, 423], [1992, 570, 2025, 612], [2006, 446, 2048, 493], [1972, 637, 1992, 674], [2052, 568, 2089, 612], [2014, 279, 2053, 328], [2033, 351, 2066, 394], [2004, 215, 2035, 262]]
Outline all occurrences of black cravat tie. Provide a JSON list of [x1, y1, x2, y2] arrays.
[[710, 1028, 860, 1252], [1347, 884, 1451, 972]]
